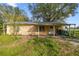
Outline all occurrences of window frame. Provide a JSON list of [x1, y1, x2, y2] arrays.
[[39, 26, 45, 32]]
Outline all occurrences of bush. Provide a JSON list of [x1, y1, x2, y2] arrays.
[[17, 37, 79, 56], [0, 36, 79, 56], [23, 37, 60, 56]]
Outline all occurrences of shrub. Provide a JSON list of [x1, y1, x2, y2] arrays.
[[0, 36, 79, 56], [24, 37, 60, 56]]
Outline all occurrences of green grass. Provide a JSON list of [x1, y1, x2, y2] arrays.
[[0, 35, 20, 45], [69, 28, 79, 38], [0, 37, 60, 56], [23, 37, 60, 56], [0, 44, 26, 56], [0, 36, 79, 56], [18, 37, 79, 56]]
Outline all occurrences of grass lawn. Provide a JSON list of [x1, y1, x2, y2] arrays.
[[0, 35, 79, 56], [69, 28, 79, 38], [0, 35, 20, 45]]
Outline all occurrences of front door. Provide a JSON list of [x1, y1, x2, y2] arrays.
[[48, 26, 54, 35]]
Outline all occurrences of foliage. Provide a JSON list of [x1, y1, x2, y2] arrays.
[[0, 36, 79, 56], [69, 28, 79, 39], [0, 17, 3, 35], [0, 35, 20, 45], [24, 37, 60, 56], [70, 28, 79, 38], [0, 4, 29, 34], [29, 3, 78, 22], [14, 37, 79, 56], [0, 4, 29, 22]]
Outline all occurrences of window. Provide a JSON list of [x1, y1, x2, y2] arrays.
[[49, 26, 53, 32], [50, 26, 53, 29], [39, 26, 45, 32]]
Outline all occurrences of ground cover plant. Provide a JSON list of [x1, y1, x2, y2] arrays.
[[69, 28, 79, 38], [0, 35, 79, 56]]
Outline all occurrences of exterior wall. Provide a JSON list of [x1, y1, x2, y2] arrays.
[[7, 25, 49, 35], [6, 24, 62, 36], [17, 25, 48, 35], [18, 25, 35, 35], [7, 25, 36, 35], [7, 25, 14, 35]]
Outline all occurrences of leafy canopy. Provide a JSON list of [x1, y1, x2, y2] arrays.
[[0, 4, 29, 23], [29, 3, 78, 22]]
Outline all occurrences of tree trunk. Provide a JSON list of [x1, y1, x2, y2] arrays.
[[3, 23, 6, 35]]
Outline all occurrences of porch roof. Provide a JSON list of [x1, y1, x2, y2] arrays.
[[6, 22, 76, 26]]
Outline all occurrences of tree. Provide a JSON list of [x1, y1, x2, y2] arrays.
[[29, 3, 78, 22], [0, 4, 29, 35], [0, 16, 3, 35], [0, 4, 28, 22]]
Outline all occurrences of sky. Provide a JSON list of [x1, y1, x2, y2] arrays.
[[7, 3, 79, 26]]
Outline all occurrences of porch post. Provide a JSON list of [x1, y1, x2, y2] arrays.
[[38, 25, 39, 37], [73, 24, 76, 37], [69, 25, 71, 37], [53, 25, 56, 36]]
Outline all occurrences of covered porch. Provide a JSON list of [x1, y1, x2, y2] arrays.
[[36, 23, 76, 37]]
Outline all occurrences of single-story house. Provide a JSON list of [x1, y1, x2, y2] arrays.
[[5, 22, 76, 36]]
